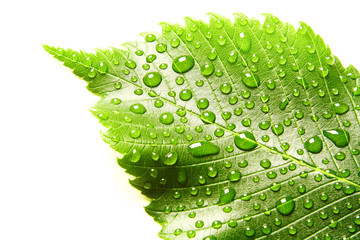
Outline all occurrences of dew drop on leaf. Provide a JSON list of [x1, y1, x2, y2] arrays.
[[276, 196, 295, 215], [234, 131, 258, 151], [304, 136, 323, 153], [236, 32, 251, 53], [188, 141, 220, 157], [242, 72, 260, 88], [201, 111, 216, 123], [163, 152, 178, 165], [323, 129, 350, 147], [129, 103, 146, 114], [332, 102, 349, 115], [218, 187, 236, 204], [143, 72, 162, 87], [172, 55, 195, 73], [201, 63, 215, 76], [159, 113, 174, 125]]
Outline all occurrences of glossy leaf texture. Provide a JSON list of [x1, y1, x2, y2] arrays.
[[44, 13, 360, 240]]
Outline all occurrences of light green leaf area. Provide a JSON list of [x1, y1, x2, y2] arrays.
[[44, 13, 360, 240]]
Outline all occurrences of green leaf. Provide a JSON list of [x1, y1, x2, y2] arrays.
[[44, 13, 360, 240]]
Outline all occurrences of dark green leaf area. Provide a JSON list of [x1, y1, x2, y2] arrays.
[[45, 12, 360, 240]]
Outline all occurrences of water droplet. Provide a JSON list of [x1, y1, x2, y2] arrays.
[[234, 131, 258, 151], [219, 187, 236, 204], [276, 196, 295, 215], [260, 159, 271, 168], [220, 83, 232, 94], [217, 35, 226, 45], [146, 54, 157, 63], [259, 121, 271, 130], [163, 152, 177, 165], [323, 129, 350, 148], [279, 98, 289, 110], [201, 63, 214, 76], [208, 49, 217, 61], [242, 72, 260, 88], [195, 220, 204, 229], [244, 226, 255, 237], [264, 24, 275, 34], [188, 141, 220, 157], [227, 51, 238, 64], [145, 34, 156, 42], [304, 136, 323, 154], [143, 72, 162, 87], [271, 124, 284, 136], [228, 170, 241, 182], [88, 68, 97, 78], [159, 113, 174, 125], [156, 43, 167, 53], [343, 185, 356, 195], [236, 32, 251, 52], [129, 128, 141, 139], [212, 220, 222, 229], [172, 55, 195, 73], [266, 79, 276, 90], [187, 230, 196, 238], [201, 111, 216, 123], [304, 199, 314, 209], [332, 102, 349, 115], [305, 218, 314, 228], [179, 89, 192, 101], [129, 103, 146, 114]]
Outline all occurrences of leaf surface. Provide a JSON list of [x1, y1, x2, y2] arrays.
[[44, 13, 360, 240]]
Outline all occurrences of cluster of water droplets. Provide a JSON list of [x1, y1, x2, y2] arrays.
[[49, 15, 360, 240]]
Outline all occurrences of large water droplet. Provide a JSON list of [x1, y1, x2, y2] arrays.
[[143, 72, 162, 87], [129, 103, 146, 114], [332, 102, 349, 115], [276, 197, 295, 215], [163, 152, 178, 165], [234, 131, 258, 151], [188, 141, 220, 157], [219, 187, 236, 204], [172, 55, 195, 73], [323, 129, 350, 148], [304, 136, 323, 153], [242, 72, 260, 88]]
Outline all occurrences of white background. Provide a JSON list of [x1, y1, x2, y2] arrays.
[[1, 0, 359, 239]]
